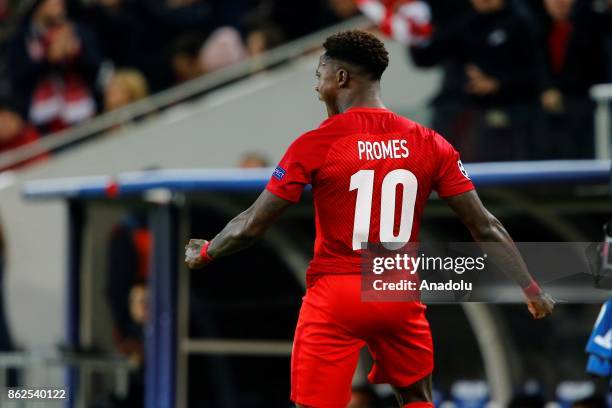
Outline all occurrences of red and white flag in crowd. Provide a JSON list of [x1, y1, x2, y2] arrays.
[[355, 0, 433, 46]]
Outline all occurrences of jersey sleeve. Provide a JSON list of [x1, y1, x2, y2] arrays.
[[432, 132, 475, 198], [266, 134, 324, 203]]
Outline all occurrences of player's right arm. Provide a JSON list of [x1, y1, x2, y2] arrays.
[[185, 131, 325, 270], [445, 190, 554, 319]]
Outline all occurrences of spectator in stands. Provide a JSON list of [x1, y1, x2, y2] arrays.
[[535, 0, 610, 158], [238, 152, 268, 168], [106, 212, 150, 406], [137, 0, 247, 91], [82, 0, 145, 69], [199, 27, 247, 74], [103, 281, 147, 407], [126, 283, 147, 363], [0, 100, 47, 170], [169, 34, 205, 83], [410, 0, 542, 161], [106, 212, 150, 354], [245, 22, 284, 58], [104, 69, 149, 112], [539, 0, 575, 116], [8, 0, 103, 135]]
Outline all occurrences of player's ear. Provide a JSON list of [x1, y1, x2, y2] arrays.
[[336, 68, 349, 88]]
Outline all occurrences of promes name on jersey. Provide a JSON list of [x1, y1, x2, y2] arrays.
[[357, 139, 409, 160]]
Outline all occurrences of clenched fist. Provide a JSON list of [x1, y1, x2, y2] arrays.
[[184, 239, 212, 269], [527, 292, 555, 319]]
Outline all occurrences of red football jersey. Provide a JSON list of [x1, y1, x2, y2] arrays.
[[266, 107, 474, 276]]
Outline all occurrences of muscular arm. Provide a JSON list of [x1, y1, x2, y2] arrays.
[[445, 190, 554, 318], [185, 190, 293, 268], [208, 190, 292, 258], [444, 190, 533, 288]]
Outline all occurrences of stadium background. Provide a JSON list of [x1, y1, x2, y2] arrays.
[[0, 0, 610, 407]]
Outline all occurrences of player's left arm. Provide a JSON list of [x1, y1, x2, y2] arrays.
[[432, 129, 553, 319], [184, 190, 292, 269], [445, 190, 555, 319]]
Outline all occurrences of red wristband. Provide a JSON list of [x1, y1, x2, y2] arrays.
[[200, 241, 214, 264], [522, 281, 542, 298]]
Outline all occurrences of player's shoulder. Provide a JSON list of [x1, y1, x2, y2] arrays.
[[396, 114, 432, 135], [284, 123, 334, 156], [291, 126, 327, 147], [393, 115, 456, 157], [390, 113, 442, 143], [289, 115, 344, 146]]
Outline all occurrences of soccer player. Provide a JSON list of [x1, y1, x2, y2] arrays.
[[185, 30, 554, 408]]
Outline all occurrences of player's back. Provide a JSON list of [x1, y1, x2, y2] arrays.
[[266, 107, 473, 277]]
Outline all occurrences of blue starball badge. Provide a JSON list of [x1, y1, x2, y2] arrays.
[[273, 166, 286, 181]]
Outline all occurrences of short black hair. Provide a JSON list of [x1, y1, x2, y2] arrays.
[[323, 30, 389, 80]]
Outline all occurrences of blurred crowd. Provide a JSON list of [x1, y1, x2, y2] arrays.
[[398, 0, 612, 160], [0, 0, 359, 169], [0, 0, 611, 168]]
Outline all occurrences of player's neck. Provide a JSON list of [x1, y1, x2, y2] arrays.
[[335, 89, 385, 115]]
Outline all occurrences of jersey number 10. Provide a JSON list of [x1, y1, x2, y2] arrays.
[[349, 169, 418, 250]]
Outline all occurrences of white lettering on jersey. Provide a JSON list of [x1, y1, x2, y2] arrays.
[[357, 140, 409, 160]]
